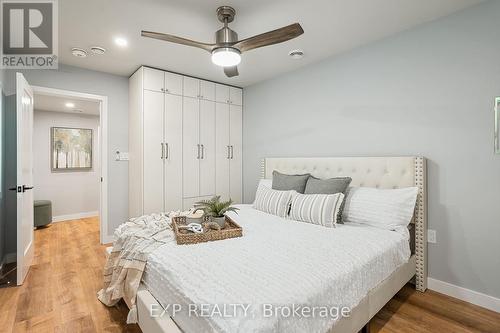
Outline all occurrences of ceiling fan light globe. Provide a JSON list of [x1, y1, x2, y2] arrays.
[[211, 47, 241, 67]]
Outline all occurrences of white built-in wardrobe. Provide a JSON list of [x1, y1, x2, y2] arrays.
[[129, 66, 243, 217]]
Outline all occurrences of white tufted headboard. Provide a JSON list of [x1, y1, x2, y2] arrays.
[[261, 156, 427, 292]]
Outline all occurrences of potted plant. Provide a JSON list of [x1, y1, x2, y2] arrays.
[[195, 196, 239, 228]]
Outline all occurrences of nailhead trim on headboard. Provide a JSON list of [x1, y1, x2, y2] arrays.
[[414, 157, 427, 291], [261, 159, 266, 180]]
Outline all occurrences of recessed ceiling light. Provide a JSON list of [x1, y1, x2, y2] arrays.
[[71, 47, 87, 58], [90, 46, 106, 55], [65, 102, 75, 108], [288, 49, 304, 59], [114, 37, 128, 47]]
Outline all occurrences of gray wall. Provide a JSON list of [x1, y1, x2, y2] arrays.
[[3, 95, 16, 258], [243, 0, 500, 298], [3, 64, 129, 238], [33, 111, 100, 217], [0, 70, 5, 265]]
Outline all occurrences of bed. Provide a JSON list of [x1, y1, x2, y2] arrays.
[[131, 156, 428, 333]]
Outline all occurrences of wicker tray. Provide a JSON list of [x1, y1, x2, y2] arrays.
[[171, 215, 243, 245]]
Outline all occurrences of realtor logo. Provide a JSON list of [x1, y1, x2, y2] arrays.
[[1, 0, 58, 69]]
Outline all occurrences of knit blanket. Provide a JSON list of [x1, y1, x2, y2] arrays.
[[97, 213, 175, 323]]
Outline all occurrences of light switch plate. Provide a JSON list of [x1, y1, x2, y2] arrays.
[[115, 151, 129, 161], [427, 229, 437, 243]]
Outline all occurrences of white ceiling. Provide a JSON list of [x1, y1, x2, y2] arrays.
[[34, 93, 100, 115], [59, 0, 483, 87]]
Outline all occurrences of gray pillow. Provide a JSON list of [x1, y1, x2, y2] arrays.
[[305, 176, 352, 223], [272, 171, 310, 194], [304, 176, 352, 195]]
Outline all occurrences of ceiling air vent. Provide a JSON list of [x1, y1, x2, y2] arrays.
[[288, 49, 304, 59]]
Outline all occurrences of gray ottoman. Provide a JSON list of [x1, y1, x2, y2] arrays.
[[34, 200, 52, 227]]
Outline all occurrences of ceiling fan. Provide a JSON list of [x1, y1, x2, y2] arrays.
[[141, 6, 304, 78]]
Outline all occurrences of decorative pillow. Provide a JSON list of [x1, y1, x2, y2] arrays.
[[304, 176, 352, 224], [304, 176, 352, 195], [272, 171, 310, 193], [253, 184, 295, 218], [342, 186, 419, 235], [289, 192, 345, 228]]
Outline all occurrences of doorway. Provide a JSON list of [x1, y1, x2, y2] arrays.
[[32, 86, 109, 245], [1, 75, 109, 287]]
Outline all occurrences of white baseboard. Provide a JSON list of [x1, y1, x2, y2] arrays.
[[428, 278, 500, 313], [52, 211, 99, 223], [101, 233, 114, 245]]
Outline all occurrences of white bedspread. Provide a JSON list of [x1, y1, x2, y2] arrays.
[[143, 205, 410, 333]]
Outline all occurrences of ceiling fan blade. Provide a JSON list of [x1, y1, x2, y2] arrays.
[[141, 30, 214, 52], [233, 23, 304, 53], [224, 66, 239, 77]]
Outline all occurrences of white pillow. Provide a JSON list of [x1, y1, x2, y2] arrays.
[[342, 186, 419, 235], [253, 184, 295, 218], [289, 192, 345, 228]]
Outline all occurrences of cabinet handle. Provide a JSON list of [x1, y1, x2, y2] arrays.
[[227, 145, 230, 159], [201, 144, 205, 159], [161, 143, 164, 159], [165, 88, 169, 93], [230, 145, 234, 159], [165, 142, 169, 159], [197, 144, 200, 159]]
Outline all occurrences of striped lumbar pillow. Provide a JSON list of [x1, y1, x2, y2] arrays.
[[289, 192, 345, 228], [253, 184, 295, 218]]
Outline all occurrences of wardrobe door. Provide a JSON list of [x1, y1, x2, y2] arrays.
[[182, 97, 200, 198], [200, 80, 215, 101], [215, 84, 230, 104], [164, 94, 183, 211], [143, 67, 164, 92], [229, 87, 243, 106], [143, 90, 164, 213], [215, 102, 230, 200], [183, 76, 200, 98], [165, 72, 183, 95], [199, 100, 216, 197], [229, 105, 243, 203]]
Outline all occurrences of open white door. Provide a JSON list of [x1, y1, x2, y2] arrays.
[[16, 73, 35, 285]]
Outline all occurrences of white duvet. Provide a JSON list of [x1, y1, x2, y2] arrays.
[[143, 205, 410, 333]]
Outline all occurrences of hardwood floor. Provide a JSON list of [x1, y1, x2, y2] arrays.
[[0, 217, 140, 333], [1, 217, 499, 333]]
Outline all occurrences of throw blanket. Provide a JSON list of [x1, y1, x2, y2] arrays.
[[97, 213, 175, 323]]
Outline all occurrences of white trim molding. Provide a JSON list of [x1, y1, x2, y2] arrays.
[[101, 234, 114, 245], [428, 278, 500, 313], [52, 211, 99, 223]]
